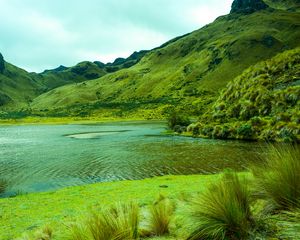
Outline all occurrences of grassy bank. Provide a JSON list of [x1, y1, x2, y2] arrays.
[[0, 174, 222, 239], [0, 116, 164, 126]]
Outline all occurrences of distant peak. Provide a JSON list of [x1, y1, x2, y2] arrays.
[[230, 0, 269, 14], [42, 65, 68, 74]]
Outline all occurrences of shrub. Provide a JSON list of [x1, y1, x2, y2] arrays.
[[252, 144, 300, 212], [277, 127, 297, 142], [17, 225, 53, 240], [187, 172, 254, 240], [167, 111, 191, 131], [212, 125, 231, 139], [69, 203, 139, 240], [146, 196, 174, 236], [237, 124, 254, 139]]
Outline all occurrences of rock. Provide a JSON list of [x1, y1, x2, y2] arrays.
[[230, 0, 269, 14], [0, 53, 5, 73]]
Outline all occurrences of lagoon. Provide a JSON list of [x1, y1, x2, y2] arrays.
[[0, 121, 263, 196]]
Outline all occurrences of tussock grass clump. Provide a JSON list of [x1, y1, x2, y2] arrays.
[[0, 178, 7, 195], [146, 195, 174, 237], [17, 225, 53, 240], [252, 144, 300, 212], [273, 209, 300, 239], [69, 202, 139, 240], [187, 172, 254, 240]]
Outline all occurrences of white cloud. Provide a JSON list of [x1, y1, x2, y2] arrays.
[[0, 0, 232, 72]]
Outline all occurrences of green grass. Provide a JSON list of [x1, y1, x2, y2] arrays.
[[1, 161, 300, 239], [252, 144, 300, 212], [68, 203, 139, 240], [16, 225, 53, 240], [186, 172, 254, 240], [271, 209, 300, 239], [0, 174, 221, 240], [146, 196, 174, 237], [0, 116, 162, 126]]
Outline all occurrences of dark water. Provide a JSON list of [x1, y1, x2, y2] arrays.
[[0, 121, 264, 197]]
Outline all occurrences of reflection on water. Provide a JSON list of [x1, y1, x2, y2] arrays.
[[0, 121, 264, 197]]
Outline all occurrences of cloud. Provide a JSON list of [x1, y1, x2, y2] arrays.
[[0, 0, 232, 72]]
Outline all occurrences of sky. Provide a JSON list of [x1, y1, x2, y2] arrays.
[[0, 0, 232, 72]]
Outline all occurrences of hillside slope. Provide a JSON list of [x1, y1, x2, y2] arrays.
[[0, 61, 45, 112], [30, 50, 149, 91], [31, 6, 300, 118], [0, 50, 148, 114], [264, 0, 300, 11], [189, 48, 300, 141]]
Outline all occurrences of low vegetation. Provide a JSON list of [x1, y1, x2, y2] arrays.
[[187, 172, 254, 240], [0, 178, 7, 195], [190, 48, 300, 142], [252, 144, 300, 212], [17, 225, 53, 240], [167, 111, 191, 133], [146, 195, 174, 236], [69, 203, 139, 240]]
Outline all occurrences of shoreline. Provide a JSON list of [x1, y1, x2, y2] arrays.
[[0, 117, 165, 126]]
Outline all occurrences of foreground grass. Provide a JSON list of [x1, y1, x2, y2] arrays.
[[0, 174, 222, 240], [253, 144, 300, 212], [187, 172, 254, 240]]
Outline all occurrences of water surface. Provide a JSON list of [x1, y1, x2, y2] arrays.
[[0, 121, 264, 196]]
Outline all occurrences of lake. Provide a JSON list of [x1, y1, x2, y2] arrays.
[[0, 121, 264, 197]]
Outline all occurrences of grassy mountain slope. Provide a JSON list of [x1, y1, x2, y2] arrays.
[[189, 48, 300, 141], [264, 0, 300, 11], [31, 7, 300, 118], [31, 50, 149, 91], [0, 62, 45, 111], [0, 50, 148, 114]]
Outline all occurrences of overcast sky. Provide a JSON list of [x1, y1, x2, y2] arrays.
[[0, 0, 232, 72]]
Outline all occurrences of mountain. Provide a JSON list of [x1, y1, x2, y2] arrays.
[[189, 48, 300, 141], [30, 0, 300, 119], [0, 50, 148, 114], [33, 50, 149, 91]]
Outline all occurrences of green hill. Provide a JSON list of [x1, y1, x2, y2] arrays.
[[0, 50, 148, 116], [30, 3, 300, 119], [31, 50, 149, 91], [0, 60, 45, 112], [189, 48, 300, 141]]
